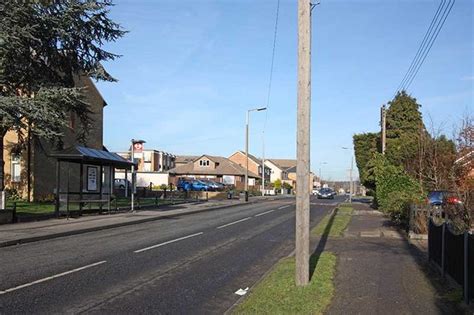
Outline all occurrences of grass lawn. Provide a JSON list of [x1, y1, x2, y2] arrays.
[[311, 206, 353, 237], [7, 200, 55, 215], [234, 252, 337, 314]]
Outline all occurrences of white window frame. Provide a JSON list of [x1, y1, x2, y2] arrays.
[[11, 154, 21, 183]]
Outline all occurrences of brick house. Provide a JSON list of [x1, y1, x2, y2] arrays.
[[3, 76, 107, 201], [228, 151, 271, 186], [169, 155, 260, 189]]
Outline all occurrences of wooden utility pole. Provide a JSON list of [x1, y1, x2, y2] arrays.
[[381, 104, 386, 154], [296, 0, 311, 286]]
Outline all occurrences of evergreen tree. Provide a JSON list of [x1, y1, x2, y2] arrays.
[[353, 132, 380, 189], [0, 0, 125, 192], [385, 91, 426, 175]]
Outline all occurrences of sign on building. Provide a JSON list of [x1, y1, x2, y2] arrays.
[[223, 175, 235, 185]]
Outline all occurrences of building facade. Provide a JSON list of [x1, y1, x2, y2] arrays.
[[228, 151, 271, 185], [3, 76, 106, 201], [115, 149, 176, 188], [169, 155, 260, 189]]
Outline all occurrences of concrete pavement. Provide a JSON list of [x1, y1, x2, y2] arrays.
[[322, 202, 463, 314]]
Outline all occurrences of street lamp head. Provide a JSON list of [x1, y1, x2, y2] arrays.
[[248, 107, 267, 113], [341, 147, 349, 150]]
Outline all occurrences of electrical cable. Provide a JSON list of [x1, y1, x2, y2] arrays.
[[393, 0, 455, 97], [262, 0, 280, 133]]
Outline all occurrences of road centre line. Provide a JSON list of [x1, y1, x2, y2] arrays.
[[278, 205, 291, 210], [0, 261, 107, 295], [254, 210, 275, 217], [216, 217, 251, 229], [134, 232, 204, 253]]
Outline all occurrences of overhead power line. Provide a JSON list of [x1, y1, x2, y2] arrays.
[[396, 0, 446, 94], [394, 0, 456, 96], [263, 0, 281, 132], [403, 0, 455, 91]]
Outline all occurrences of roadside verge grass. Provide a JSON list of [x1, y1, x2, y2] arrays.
[[233, 252, 336, 314], [7, 200, 55, 215], [311, 205, 353, 237]]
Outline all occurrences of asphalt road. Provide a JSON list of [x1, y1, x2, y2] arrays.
[[0, 195, 344, 314]]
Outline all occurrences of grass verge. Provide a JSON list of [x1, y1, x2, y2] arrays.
[[311, 206, 353, 237], [233, 252, 337, 314], [7, 200, 55, 215]]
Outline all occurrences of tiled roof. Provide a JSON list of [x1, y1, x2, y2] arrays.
[[175, 155, 199, 164], [169, 155, 260, 178], [268, 158, 297, 170]]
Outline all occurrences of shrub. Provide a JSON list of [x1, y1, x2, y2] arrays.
[[370, 153, 424, 226]]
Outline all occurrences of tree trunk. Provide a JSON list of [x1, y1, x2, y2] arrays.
[[0, 132, 5, 191]]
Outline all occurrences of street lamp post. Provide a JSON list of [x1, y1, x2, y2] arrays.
[[342, 147, 353, 203], [261, 132, 265, 197], [131, 139, 146, 212], [245, 107, 266, 202], [319, 162, 327, 187]]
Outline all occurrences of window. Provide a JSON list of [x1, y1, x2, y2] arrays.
[[199, 160, 210, 167], [11, 154, 21, 182], [143, 161, 152, 172]]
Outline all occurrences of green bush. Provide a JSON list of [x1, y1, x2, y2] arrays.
[[369, 153, 424, 226]]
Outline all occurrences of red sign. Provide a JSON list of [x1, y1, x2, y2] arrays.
[[133, 142, 143, 153]]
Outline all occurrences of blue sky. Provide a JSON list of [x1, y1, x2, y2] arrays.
[[96, 0, 473, 181]]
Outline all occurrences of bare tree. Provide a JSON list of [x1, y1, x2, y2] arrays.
[[452, 112, 473, 226]]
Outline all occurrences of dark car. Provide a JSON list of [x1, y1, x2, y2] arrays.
[[317, 188, 335, 199], [427, 191, 463, 207]]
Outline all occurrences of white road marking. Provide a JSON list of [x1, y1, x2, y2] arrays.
[[216, 217, 251, 229], [0, 260, 107, 295], [255, 209, 275, 217], [278, 205, 291, 210], [134, 232, 204, 253]]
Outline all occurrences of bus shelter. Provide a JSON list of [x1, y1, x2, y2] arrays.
[[51, 146, 134, 216]]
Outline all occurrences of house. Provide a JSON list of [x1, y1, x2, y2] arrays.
[[115, 149, 176, 187], [175, 155, 199, 167], [169, 155, 260, 189], [228, 151, 271, 186], [264, 158, 297, 183], [282, 165, 315, 193], [3, 76, 110, 201], [455, 150, 474, 178]]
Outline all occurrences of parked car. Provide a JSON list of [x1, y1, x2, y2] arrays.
[[312, 189, 319, 195], [427, 191, 463, 207], [191, 180, 211, 191], [317, 188, 335, 199], [199, 180, 220, 191], [177, 179, 192, 191], [114, 178, 131, 189], [213, 182, 226, 190]]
